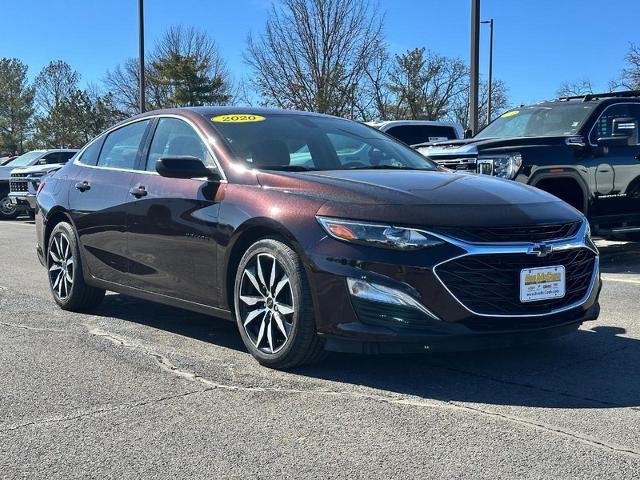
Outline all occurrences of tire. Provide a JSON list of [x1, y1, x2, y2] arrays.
[[47, 221, 105, 312], [233, 238, 326, 369], [0, 191, 18, 220]]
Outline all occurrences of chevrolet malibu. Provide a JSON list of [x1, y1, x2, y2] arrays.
[[35, 108, 601, 368]]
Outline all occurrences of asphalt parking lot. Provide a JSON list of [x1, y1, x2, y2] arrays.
[[1, 219, 639, 479]]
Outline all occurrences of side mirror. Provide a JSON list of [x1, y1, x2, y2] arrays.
[[597, 117, 638, 148], [156, 156, 220, 180], [597, 136, 631, 148], [464, 129, 473, 139]]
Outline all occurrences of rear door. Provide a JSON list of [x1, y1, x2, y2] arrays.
[[125, 117, 224, 307], [68, 120, 151, 284]]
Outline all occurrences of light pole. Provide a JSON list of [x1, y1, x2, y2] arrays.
[[469, 0, 481, 136], [481, 18, 494, 124], [138, 0, 145, 113]]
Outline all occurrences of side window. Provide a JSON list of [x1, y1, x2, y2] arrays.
[[386, 125, 456, 145], [77, 138, 104, 166], [590, 104, 632, 144], [146, 118, 212, 172], [44, 152, 74, 165], [97, 120, 150, 170]]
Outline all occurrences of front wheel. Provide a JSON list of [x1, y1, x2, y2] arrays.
[[0, 193, 18, 220], [233, 238, 325, 369], [47, 221, 105, 311]]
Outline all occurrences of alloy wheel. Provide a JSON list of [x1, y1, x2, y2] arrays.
[[238, 253, 295, 354], [48, 232, 74, 300], [0, 196, 16, 217]]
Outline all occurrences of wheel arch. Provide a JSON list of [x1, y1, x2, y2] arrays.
[[530, 170, 590, 215], [223, 218, 309, 312], [43, 208, 75, 259]]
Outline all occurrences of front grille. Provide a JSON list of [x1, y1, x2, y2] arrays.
[[433, 222, 582, 243], [9, 180, 28, 192], [434, 157, 477, 172], [10, 172, 28, 178], [436, 249, 596, 316]]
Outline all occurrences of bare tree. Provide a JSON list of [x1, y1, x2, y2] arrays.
[[385, 48, 468, 120], [104, 26, 232, 115], [556, 79, 594, 98], [34, 60, 80, 113], [245, 0, 384, 117], [621, 42, 640, 90], [449, 79, 509, 131]]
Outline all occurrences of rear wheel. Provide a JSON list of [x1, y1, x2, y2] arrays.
[[233, 238, 325, 369], [0, 192, 18, 220], [47, 221, 105, 311]]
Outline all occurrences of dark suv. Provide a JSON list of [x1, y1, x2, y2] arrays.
[[416, 91, 640, 240]]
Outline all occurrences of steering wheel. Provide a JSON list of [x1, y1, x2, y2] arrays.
[[342, 161, 369, 169]]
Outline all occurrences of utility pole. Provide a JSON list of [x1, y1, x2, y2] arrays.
[[482, 18, 494, 124], [138, 0, 145, 113], [469, 0, 481, 135]]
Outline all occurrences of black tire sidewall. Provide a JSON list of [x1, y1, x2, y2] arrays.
[[0, 194, 19, 220], [47, 222, 84, 308], [233, 239, 313, 366]]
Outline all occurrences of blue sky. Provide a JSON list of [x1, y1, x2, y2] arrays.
[[2, 0, 638, 107]]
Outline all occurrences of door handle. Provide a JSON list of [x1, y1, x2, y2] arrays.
[[74, 181, 90, 192], [129, 185, 148, 198]]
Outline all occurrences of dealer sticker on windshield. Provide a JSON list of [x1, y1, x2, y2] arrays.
[[519, 265, 565, 303], [211, 114, 266, 123]]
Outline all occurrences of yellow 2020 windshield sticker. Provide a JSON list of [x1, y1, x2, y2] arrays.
[[211, 114, 266, 123], [500, 110, 519, 118]]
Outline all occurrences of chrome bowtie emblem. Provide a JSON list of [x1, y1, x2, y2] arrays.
[[529, 243, 554, 257]]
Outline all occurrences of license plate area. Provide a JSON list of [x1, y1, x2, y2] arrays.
[[520, 265, 565, 303]]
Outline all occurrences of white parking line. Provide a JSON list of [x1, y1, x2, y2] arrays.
[[601, 275, 640, 285]]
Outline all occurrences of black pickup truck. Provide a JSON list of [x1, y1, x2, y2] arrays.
[[416, 91, 640, 240]]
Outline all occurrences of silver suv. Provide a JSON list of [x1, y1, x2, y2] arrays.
[[1, 150, 77, 219]]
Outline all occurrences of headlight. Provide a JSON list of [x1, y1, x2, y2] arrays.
[[316, 216, 444, 250], [477, 152, 523, 179]]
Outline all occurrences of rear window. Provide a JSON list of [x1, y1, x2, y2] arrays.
[[385, 125, 457, 145]]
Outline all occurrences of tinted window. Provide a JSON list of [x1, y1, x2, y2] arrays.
[[77, 138, 103, 166], [97, 120, 150, 170], [590, 104, 640, 144], [386, 125, 457, 145], [146, 118, 212, 172], [43, 152, 75, 165], [210, 114, 435, 171]]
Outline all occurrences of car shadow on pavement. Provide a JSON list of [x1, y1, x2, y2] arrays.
[[91, 292, 639, 409], [296, 325, 640, 409]]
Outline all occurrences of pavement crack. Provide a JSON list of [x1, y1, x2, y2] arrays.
[[87, 328, 640, 459], [1, 388, 210, 434], [0, 321, 65, 333]]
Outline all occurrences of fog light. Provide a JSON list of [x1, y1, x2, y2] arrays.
[[347, 278, 439, 320]]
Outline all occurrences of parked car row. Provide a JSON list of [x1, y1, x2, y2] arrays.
[[34, 107, 601, 369], [0, 149, 77, 219]]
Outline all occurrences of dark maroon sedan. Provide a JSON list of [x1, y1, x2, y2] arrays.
[[35, 108, 601, 368]]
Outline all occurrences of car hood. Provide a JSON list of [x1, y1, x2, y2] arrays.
[[10, 164, 63, 175], [415, 136, 569, 156], [257, 169, 583, 227]]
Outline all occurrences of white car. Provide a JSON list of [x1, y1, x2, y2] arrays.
[[366, 120, 464, 146]]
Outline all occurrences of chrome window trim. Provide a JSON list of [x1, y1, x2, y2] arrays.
[[588, 102, 640, 147], [430, 220, 599, 318], [73, 114, 228, 181]]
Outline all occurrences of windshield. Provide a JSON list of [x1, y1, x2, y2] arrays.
[[475, 104, 596, 139], [209, 114, 437, 171], [9, 151, 45, 167]]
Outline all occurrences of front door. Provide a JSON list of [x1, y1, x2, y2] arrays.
[[589, 103, 640, 219], [125, 117, 224, 307]]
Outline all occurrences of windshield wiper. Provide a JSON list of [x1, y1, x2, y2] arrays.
[[263, 165, 318, 172], [346, 165, 429, 171]]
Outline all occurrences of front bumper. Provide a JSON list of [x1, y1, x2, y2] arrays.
[[9, 192, 36, 210], [304, 222, 601, 350]]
